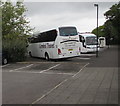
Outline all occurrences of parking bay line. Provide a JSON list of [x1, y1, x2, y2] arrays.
[[43, 72, 74, 75], [78, 57, 90, 60], [72, 63, 89, 78], [3, 63, 73, 76], [1, 64, 10, 68], [39, 64, 60, 73], [9, 64, 34, 72], [31, 62, 89, 104], [4, 71, 74, 76]]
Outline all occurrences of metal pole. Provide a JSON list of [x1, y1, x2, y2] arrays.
[[94, 4, 99, 57]]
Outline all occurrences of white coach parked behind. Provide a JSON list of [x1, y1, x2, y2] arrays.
[[99, 37, 106, 48], [78, 32, 100, 53]]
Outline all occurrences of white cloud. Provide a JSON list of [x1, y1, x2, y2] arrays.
[[2, 0, 119, 2], [24, 0, 119, 2], [24, 2, 117, 33]]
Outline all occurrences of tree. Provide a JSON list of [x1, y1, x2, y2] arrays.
[[1, 1, 33, 62], [92, 25, 105, 37], [92, 2, 120, 45], [2, 1, 32, 40], [104, 2, 120, 44]]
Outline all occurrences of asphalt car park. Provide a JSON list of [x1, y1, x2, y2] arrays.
[[2, 46, 118, 104], [2, 56, 90, 104]]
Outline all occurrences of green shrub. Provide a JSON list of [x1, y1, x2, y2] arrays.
[[2, 38, 27, 62]]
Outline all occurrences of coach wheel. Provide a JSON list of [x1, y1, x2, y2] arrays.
[[29, 52, 33, 57], [3, 58, 8, 65], [45, 53, 49, 61]]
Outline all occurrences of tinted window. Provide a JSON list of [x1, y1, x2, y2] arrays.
[[59, 27, 78, 36], [28, 37, 39, 43], [79, 35, 85, 42], [38, 30, 57, 42], [29, 30, 57, 43], [99, 38, 104, 40], [86, 36, 97, 45]]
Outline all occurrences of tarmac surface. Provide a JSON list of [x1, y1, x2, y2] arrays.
[[2, 46, 119, 105], [34, 46, 118, 104]]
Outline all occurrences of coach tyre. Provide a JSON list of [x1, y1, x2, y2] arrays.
[[45, 53, 49, 61], [29, 52, 33, 57], [3, 58, 8, 65]]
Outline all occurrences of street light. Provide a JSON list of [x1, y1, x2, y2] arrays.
[[94, 4, 99, 57]]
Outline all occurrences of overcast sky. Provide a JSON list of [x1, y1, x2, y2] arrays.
[[24, 2, 117, 33]]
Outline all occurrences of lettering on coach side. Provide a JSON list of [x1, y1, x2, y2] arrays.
[[39, 44, 46, 48], [47, 43, 54, 48], [39, 44, 54, 48]]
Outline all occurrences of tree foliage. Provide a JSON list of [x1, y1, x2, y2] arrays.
[[104, 2, 120, 44], [1, 1, 33, 62], [92, 2, 120, 44], [2, 1, 32, 40], [92, 25, 105, 37]]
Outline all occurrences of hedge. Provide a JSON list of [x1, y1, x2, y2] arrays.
[[2, 38, 27, 62]]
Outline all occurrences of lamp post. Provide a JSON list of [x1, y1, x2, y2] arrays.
[[94, 4, 99, 57]]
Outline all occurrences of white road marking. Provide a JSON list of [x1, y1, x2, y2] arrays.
[[2, 63, 73, 76], [39, 64, 60, 73], [32, 78, 68, 104], [78, 57, 90, 60], [72, 63, 89, 78], [31, 63, 89, 104], [3, 70, 74, 76], [43, 72, 74, 75], [80, 54, 96, 57], [9, 64, 34, 72], [1, 64, 10, 68]]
